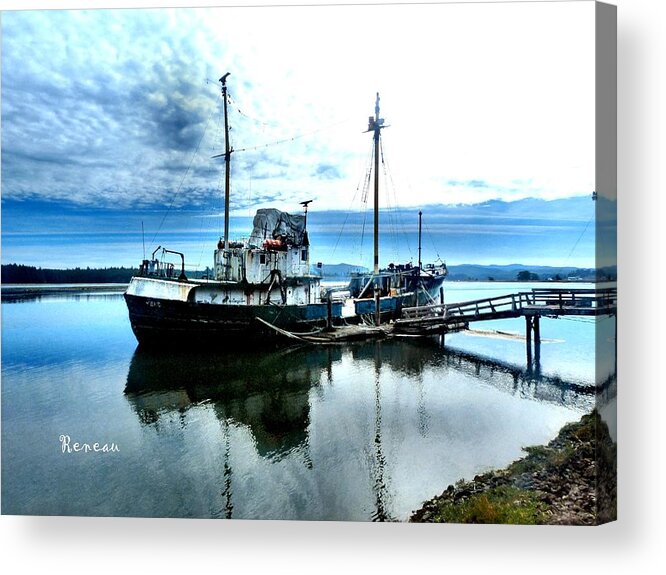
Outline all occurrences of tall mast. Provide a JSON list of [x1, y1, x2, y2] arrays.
[[367, 93, 386, 275], [220, 73, 231, 250], [418, 210, 423, 271]]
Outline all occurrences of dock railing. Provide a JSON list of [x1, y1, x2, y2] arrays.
[[527, 287, 617, 311], [400, 302, 447, 320], [404, 287, 617, 324]]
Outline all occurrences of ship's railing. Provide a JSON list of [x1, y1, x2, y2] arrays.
[[138, 247, 187, 281]]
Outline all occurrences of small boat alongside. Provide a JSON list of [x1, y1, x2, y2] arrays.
[[124, 75, 448, 347]]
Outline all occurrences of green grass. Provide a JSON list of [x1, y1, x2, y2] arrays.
[[433, 486, 548, 525], [414, 410, 616, 525]]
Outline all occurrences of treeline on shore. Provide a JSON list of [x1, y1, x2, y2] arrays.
[[2, 262, 618, 285], [1, 264, 137, 284]]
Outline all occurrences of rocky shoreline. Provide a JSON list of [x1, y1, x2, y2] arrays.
[[410, 410, 616, 525]]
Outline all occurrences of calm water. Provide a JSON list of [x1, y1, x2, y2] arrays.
[[1, 283, 614, 520]]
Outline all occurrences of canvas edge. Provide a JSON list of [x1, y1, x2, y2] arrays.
[[594, 0, 617, 526]]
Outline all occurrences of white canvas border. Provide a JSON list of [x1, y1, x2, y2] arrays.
[[1, 0, 662, 572]]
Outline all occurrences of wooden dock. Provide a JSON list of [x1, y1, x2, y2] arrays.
[[258, 287, 617, 360]]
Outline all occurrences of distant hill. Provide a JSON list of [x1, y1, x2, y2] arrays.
[[446, 264, 617, 282]]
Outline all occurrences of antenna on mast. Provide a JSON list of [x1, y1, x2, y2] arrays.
[[300, 199, 313, 230]]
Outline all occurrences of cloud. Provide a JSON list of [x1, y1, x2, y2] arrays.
[[314, 164, 343, 180], [2, 3, 596, 213], [448, 179, 490, 189], [2, 9, 224, 207]]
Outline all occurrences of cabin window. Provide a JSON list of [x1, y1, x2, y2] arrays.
[[301, 249, 308, 262], [260, 253, 266, 264]]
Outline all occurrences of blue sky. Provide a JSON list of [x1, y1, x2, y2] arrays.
[[1, 196, 600, 269], [1, 2, 602, 270]]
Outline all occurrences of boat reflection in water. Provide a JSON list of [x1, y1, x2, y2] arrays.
[[125, 346, 337, 460], [124, 339, 597, 521]]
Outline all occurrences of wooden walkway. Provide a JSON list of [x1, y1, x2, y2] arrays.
[[439, 287, 617, 323], [395, 286, 617, 363]]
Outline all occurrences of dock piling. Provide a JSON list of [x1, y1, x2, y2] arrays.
[[525, 316, 533, 365], [525, 315, 541, 367], [326, 294, 333, 331], [533, 315, 541, 365]]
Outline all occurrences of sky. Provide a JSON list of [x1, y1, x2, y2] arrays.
[[1, 1, 603, 270]]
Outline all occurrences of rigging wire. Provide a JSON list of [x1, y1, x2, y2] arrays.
[[380, 143, 399, 263], [231, 117, 353, 154], [360, 150, 373, 204], [379, 137, 413, 263], [196, 88, 231, 271], [424, 220, 444, 263], [331, 142, 373, 261], [358, 139, 378, 263], [195, 209, 211, 272], [224, 90, 354, 154], [196, 105, 227, 271], [359, 202, 369, 264], [565, 214, 594, 262], [227, 93, 279, 129], [149, 104, 217, 248], [202, 95, 232, 248]]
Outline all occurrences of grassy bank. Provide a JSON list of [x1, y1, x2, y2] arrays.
[[410, 410, 616, 525]]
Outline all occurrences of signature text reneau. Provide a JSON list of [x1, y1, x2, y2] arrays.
[[59, 434, 120, 454]]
